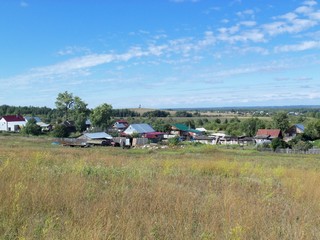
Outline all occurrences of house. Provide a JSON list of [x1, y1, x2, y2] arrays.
[[285, 124, 304, 138], [123, 123, 155, 136], [0, 115, 26, 132], [85, 119, 92, 130], [62, 120, 76, 133], [255, 129, 282, 144], [171, 124, 202, 140], [112, 120, 129, 132]]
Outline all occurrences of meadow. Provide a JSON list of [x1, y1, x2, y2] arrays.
[[1, 136, 320, 239]]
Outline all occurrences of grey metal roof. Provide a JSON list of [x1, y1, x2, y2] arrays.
[[125, 124, 155, 134], [25, 116, 42, 122], [82, 132, 113, 140], [295, 124, 305, 131], [114, 123, 126, 129]]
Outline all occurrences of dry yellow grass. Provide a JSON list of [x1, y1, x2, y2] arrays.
[[1, 136, 320, 239]]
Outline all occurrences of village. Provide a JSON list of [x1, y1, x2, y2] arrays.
[[0, 112, 315, 153]]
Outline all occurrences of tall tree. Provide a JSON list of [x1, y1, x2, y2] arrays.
[[241, 118, 266, 137], [272, 112, 290, 132], [72, 96, 90, 132], [55, 91, 74, 120], [90, 103, 113, 131]]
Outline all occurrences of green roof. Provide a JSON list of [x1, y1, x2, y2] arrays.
[[173, 124, 202, 133]]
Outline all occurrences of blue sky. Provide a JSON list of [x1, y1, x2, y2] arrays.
[[1, 0, 320, 109]]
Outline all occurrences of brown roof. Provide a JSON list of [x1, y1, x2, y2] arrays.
[[256, 129, 282, 138]]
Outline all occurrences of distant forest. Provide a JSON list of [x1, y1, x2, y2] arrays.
[[0, 105, 140, 123]]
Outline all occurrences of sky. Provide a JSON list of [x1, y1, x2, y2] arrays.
[[1, 0, 320, 109]]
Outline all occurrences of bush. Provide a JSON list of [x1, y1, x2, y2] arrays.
[[271, 138, 288, 152], [21, 119, 42, 136], [292, 140, 313, 152], [168, 136, 180, 146], [51, 124, 70, 138]]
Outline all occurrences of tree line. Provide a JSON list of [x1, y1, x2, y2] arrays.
[[2, 91, 320, 146]]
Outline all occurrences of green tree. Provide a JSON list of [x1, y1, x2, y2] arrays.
[[21, 118, 41, 136], [55, 92, 90, 132], [271, 137, 288, 152], [175, 111, 192, 117], [55, 91, 74, 120], [51, 124, 69, 138], [304, 119, 320, 140], [240, 118, 266, 137], [272, 112, 290, 132], [90, 103, 113, 130], [71, 96, 90, 132], [292, 140, 313, 152]]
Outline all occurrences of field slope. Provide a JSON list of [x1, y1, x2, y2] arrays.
[[1, 136, 320, 239]]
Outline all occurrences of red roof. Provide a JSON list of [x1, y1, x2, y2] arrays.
[[1, 115, 25, 122], [256, 129, 282, 138], [144, 132, 164, 139]]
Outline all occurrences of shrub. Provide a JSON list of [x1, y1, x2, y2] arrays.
[[21, 119, 42, 136], [168, 136, 180, 146], [51, 124, 69, 138]]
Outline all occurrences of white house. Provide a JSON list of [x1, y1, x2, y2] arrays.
[[0, 115, 26, 132]]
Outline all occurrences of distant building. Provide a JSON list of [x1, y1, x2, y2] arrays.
[[0, 115, 26, 132], [255, 129, 282, 144], [285, 124, 304, 137]]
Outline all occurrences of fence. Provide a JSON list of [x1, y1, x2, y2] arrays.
[[258, 148, 320, 155]]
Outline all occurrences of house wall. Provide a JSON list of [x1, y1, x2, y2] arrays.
[[0, 120, 26, 132], [8, 121, 26, 132], [123, 126, 135, 135], [0, 119, 8, 131]]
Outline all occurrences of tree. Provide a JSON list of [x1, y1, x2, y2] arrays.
[[90, 103, 113, 130], [71, 96, 90, 132], [271, 137, 288, 152], [272, 112, 290, 132], [21, 118, 41, 136], [51, 124, 69, 138], [292, 140, 313, 152], [55, 91, 74, 120], [304, 119, 320, 140], [240, 118, 266, 137], [142, 110, 170, 118], [175, 111, 192, 117], [55, 92, 90, 132]]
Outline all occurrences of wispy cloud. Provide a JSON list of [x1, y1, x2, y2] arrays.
[[20, 1, 28, 7], [170, 0, 200, 3], [274, 40, 320, 52]]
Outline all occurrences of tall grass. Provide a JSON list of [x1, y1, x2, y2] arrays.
[[1, 136, 320, 239]]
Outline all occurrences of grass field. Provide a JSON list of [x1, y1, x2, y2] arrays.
[[1, 136, 320, 239]]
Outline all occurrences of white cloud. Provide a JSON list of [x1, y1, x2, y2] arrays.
[[274, 41, 320, 52], [236, 9, 255, 18], [239, 21, 257, 27], [57, 46, 91, 56], [303, 0, 318, 7]]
